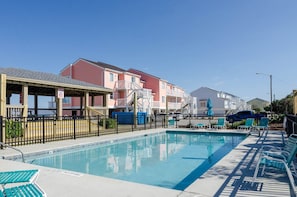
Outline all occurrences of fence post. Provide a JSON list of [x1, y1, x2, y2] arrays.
[[42, 115, 45, 144], [144, 114, 146, 130], [97, 115, 100, 136], [116, 115, 118, 134], [73, 116, 76, 139], [0, 116, 3, 148], [131, 114, 134, 132]]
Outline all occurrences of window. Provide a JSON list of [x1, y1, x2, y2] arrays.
[[109, 73, 114, 82], [200, 100, 206, 108], [110, 93, 114, 99], [131, 76, 135, 82], [63, 97, 71, 104], [162, 82, 165, 89], [162, 96, 165, 103]]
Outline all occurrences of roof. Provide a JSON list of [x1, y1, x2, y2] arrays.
[[247, 98, 269, 103], [82, 59, 126, 72], [0, 67, 113, 95], [128, 68, 161, 80], [191, 87, 238, 98]]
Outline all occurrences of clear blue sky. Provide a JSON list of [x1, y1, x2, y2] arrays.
[[1, 0, 296, 103]]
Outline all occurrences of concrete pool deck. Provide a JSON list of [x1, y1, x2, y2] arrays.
[[0, 128, 296, 197]]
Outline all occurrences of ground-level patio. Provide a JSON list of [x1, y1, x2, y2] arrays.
[[0, 129, 296, 197]]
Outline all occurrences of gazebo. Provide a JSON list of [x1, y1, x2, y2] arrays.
[[0, 68, 113, 145]]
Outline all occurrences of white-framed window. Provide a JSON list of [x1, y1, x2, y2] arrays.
[[162, 96, 165, 103], [110, 73, 114, 82], [131, 76, 135, 82], [162, 82, 165, 89]]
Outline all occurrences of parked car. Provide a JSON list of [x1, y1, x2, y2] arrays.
[[226, 110, 266, 123]]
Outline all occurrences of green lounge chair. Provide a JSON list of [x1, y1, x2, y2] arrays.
[[237, 118, 254, 130], [252, 140, 297, 191], [0, 169, 39, 185], [0, 169, 46, 197], [213, 118, 225, 129], [1, 183, 46, 197]]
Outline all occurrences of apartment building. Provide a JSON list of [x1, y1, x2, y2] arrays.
[[60, 58, 152, 116], [60, 58, 196, 117], [127, 69, 196, 115], [191, 87, 251, 116]]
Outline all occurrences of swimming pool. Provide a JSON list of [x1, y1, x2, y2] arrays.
[[27, 131, 246, 190]]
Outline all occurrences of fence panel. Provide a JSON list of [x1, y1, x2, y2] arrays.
[[1, 113, 181, 147]]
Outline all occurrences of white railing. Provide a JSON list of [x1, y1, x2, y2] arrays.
[[168, 102, 182, 110], [115, 80, 142, 90], [152, 101, 160, 108], [6, 105, 24, 118], [115, 98, 129, 107], [138, 88, 152, 99], [166, 90, 184, 97]]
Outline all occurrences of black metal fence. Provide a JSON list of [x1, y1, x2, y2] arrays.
[[0, 113, 225, 147], [285, 114, 297, 137], [0, 113, 179, 147]]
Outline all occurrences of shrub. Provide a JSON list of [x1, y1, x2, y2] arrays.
[[99, 118, 116, 129], [5, 120, 24, 138], [226, 120, 245, 129]]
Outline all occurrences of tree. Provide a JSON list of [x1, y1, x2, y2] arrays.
[[265, 93, 293, 115]]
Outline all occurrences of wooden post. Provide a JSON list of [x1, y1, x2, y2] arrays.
[[0, 74, 6, 144], [56, 88, 64, 120], [84, 92, 89, 117], [22, 85, 28, 117]]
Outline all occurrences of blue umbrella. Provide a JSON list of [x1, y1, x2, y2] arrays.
[[207, 98, 214, 117]]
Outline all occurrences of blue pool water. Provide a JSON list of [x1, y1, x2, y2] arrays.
[[27, 131, 246, 190]]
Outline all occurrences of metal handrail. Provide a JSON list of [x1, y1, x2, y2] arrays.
[[0, 142, 25, 162]]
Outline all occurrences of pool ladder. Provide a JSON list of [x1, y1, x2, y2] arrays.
[[0, 142, 25, 162]]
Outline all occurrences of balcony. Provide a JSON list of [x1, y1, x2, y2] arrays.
[[168, 102, 182, 110], [166, 89, 184, 97], [115, 80, 142, 90]]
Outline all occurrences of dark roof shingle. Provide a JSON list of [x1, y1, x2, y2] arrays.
[[0, 67, 106, 89], [82, 59, 126, 72]]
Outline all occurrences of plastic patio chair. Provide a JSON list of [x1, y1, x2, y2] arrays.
[[260, 133, 297, 154], [213, 118, 225, 129], [253, 117, 269, 130], [194, 123, 205, 129], [250, 117, 269, 136], [252, 140, 297, 191], [237, 118, 254, 130]]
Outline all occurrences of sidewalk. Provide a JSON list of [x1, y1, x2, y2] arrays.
[[184, 130, 295, 197]]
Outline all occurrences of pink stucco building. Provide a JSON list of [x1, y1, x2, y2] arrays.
[[60, 58, 193, 116]]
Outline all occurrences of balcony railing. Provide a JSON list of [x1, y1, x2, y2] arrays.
[[115, 80, 142, 90], [115, 98, 129, 107], [166, 90, 184, 97], [168, 102, 182, 110], [152, 101, 160, 108]]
